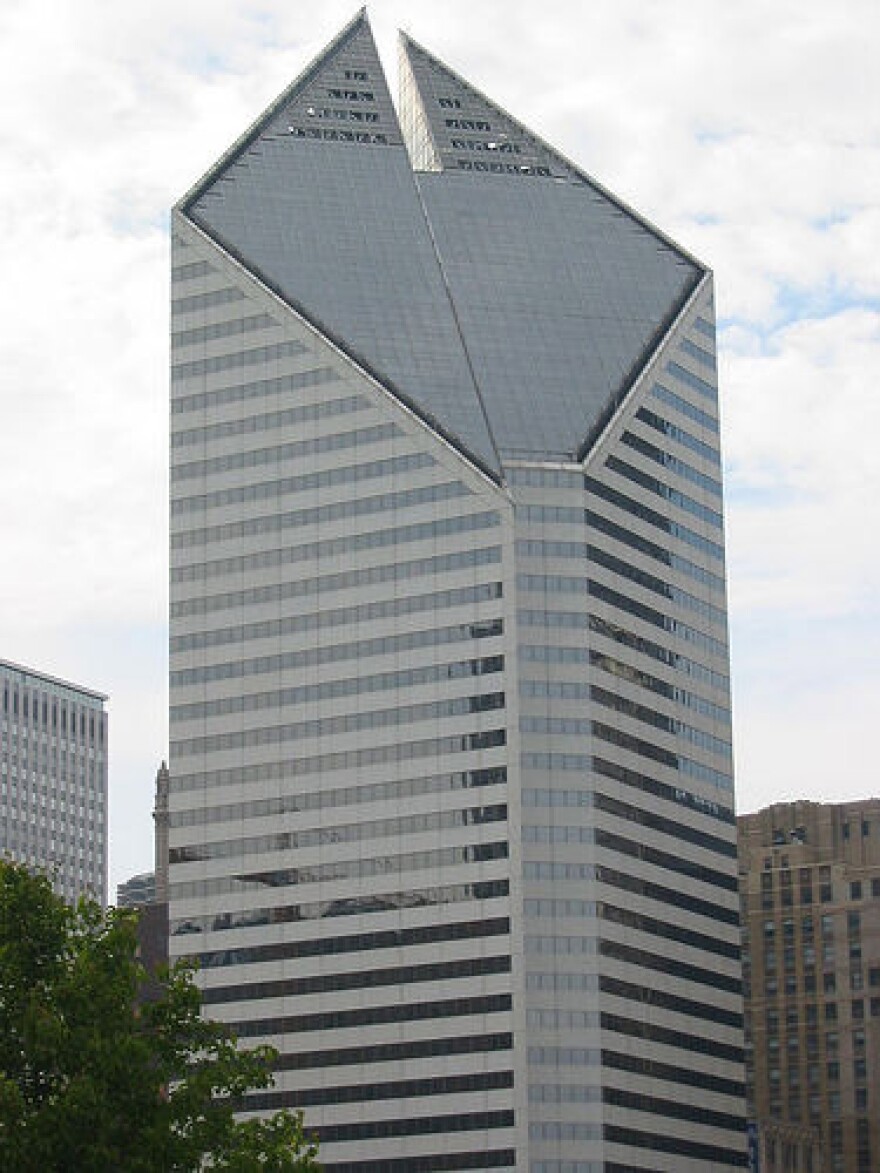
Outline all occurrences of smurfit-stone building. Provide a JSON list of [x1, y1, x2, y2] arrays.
[[168, 12, 745, 1170]]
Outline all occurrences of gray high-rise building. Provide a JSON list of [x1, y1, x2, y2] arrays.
[[1, 657, 108, 905], [168, 13, 745, 1170]]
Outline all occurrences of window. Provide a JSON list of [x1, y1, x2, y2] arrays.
[[851, 881, 863, 901]]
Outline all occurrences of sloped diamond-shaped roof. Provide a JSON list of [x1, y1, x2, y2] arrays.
[[180, 10, 704, 477]]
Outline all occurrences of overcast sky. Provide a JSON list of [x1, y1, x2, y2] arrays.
[[1, 0, 878, 897]]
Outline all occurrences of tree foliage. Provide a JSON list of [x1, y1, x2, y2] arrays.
[[0, 861, 319, 1172]]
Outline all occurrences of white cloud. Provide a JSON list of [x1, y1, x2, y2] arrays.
[[0, 0, 877, 888]]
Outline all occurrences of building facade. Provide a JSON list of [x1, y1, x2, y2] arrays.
[[740, 800, 880, 1173], [168, 13, 745, 1170], [1, 657, 108, 905], [117, 869, 156, 907]]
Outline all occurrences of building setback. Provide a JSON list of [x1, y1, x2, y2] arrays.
[[740, 800, 880, 1173], [168, 12, 745, 1170], [1, 657, 108, 905]]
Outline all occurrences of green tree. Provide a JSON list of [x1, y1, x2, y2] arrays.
[[0, 860, 319, 1172]]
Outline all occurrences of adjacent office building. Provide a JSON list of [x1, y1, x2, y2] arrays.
[[1, 657, 108, 905], [117, 869, 156, 907], [740, 800, 880, 1173], [168, 13, 744, 1169]]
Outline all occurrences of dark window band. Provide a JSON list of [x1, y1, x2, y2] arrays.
[[201, 953, 512, 1006], [600, 974, 742, 1029], [171, 802, 507, 867], [171, 839, 509, 902], [602, 1048, 744, 1098], [192, 916, 510, 970], [634, 404, 720, 465], [229, 993, 513, 1040], [592, 756, 734, 827], [602, 1011, 744, 1063], [592, 721, 732, 793], [170, 767, 507, 831], [171, 689, 505, 758], [593, 788, 737, 859], [171, 726, 506, 796], [591, 684, 731, 758], [603, 1123, 748, 1166], [588, 613, 729, 691], [171, 421, 395, 483], [170, 655, 504, 724], [171, 616, 504, 690], [594, 826, 738, 893], [171, 581, 502, 655], [171, 545, 500, 620], [603, 1086, 745, 1133], [318, 1151, 516, 1172], [171, 480, 471, 551], [244, 1069, 513, 1110], [587, 580, 727, 659], [587, 509, 725, 592], [171, 509, 501, 582], [273, 1032, 512, 1072], [314, 1110, 514, 1145], [600, 938, 741, 994], [171, 877, 509, 937], [599, 901, 740, 960], [172, 365, 340, 415], [597, 862, 739, 927], [619, 430, 722, 497], [585, 473, 723, 559]]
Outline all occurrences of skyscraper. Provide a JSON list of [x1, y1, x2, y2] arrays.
[[168, 12, 745, 1169], [1, 657, 108, 905]]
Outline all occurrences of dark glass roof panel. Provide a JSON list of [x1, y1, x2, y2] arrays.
[[180, 13, 704, 475]]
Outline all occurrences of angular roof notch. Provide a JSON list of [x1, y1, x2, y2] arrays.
[[397, 31, 581, 181]]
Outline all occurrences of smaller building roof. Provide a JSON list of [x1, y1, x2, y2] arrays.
[[0, 657, 107, 704]]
